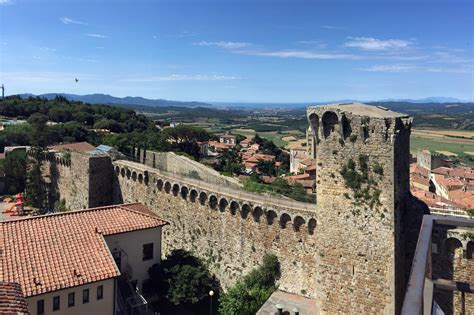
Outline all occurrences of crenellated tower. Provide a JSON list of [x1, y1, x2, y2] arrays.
[[307, 103, 412, 314]]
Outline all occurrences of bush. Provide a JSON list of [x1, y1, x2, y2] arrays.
[[219, 254, 280, 315]]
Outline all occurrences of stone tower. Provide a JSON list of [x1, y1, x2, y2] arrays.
[[307, 103, 412, 314]]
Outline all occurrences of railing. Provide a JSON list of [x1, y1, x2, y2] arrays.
[[114, 159, 317, 213], [401, 215, 474, 315], [429, 207, 470, 219]]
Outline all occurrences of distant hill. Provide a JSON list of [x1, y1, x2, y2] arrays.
[[18, 93, 213, 108]]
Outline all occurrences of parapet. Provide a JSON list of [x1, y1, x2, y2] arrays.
[[307, 103, 412, 142]]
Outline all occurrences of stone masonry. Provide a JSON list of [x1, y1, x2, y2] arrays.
[[46, 103, 474, 314]]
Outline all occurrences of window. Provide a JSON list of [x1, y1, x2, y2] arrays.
[[143, 243, 154, 261], [68, 292, 75, 307], [97, 285, 103, 300], [37, 300, 44, 315], [83, 288, 89, 304], [53, 296, 60, 311]]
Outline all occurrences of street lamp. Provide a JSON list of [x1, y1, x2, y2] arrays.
[[209, 290, 214, 315]]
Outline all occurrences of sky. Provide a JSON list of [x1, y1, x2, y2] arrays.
[[0, 0, 473, 103]]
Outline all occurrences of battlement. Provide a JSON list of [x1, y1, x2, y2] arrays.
[[307, 103, 412, 144]]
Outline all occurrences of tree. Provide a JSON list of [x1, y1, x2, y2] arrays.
[[219, 254, 280, 315], [143, 249, 217, 306], [4, 150, 27, 193], [256, 159, 276, 176], [26, 148, 46, 209], [215, 148, 242, 175]]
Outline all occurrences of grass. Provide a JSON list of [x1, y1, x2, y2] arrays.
[[230, 129, 289, 148]]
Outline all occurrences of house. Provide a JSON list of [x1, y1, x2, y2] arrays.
[[239, 138, 252, 148], [197, 141, 209, 157], [219, 134, 236, 145], [289, 146, 309, 174], [416, 149, 453, 170], [0, 203, 168, 315]]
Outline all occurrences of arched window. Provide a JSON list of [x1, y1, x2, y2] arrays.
[[280, 213, 291, 229], [219, 198, 228, 212], [180, 186, 189, 200], [266, 210, 277, 225], [199, 192, 207, 206], [308, 218, 317, 235], [293, 216, 306, 232], [252, 207, 263, 223], [189, 189, 198, 202], [322, 111, 339, 139], [172, 184, 180, 196], [230, 201, 239, 215], [209, 195, 218, 209]]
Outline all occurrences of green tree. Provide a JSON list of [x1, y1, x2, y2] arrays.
[[143, 249, 217, 306], [4, 150, 27, 193], [219, 254, 280, 315], [256, 159, 276, 176], [26, 148, 46, 209]]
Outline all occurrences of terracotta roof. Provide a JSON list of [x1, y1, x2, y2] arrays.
[[254, 154, 275, 161], [220, 134, 236, 139], [300, 158, 314, 166], [411, 173, 430, 187], [294, 153, 308, 159], [48, 142, 96, 152], [432, 166, 474, 180], [412, 189, 464, 210], [0, 282, 28, 314], [0, 203, 167, 297], [434, 174, 465, 191], [410, 164, 429, 178], [240, 139, 252, 144], [448, 189, 474, 209], [290, 146, 306, 151]]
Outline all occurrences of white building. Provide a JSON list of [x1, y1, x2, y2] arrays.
[[0, 203, 167, 315]]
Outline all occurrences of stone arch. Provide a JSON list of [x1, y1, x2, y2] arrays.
[[266, 209, 278, 225], [172, 183, 180, 196], [120, 168, 125, 177], [252, 206, 263, 223], [209, 195, 218, 209], [189, 189, 198, 202], [446, 237, 463, 257], [293, 216, 306, 232], [138, 173, 144, 184], [229, 201, 240, 215], [156, 179, 164, 191], [309, 113, 320, 141], [164, 181, 172, 193], [467, 241, 474, 259], [280, 213, 292, 229], [241, 203, 251, 219], [180, 186, 189, 200], [115, 166, 120, 175], [131, 171, 137, 181], [322, 111, 339, 139], [199, 192, 207, 206], [126, 169, 131, 179], [143, 171, 149, 185], [341, 115, 352, 139], [219, 198, 228, 212], [308, 218, 317, 235]]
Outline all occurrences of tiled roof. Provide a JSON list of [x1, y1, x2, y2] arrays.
[[0, 203, 167, 298], [411, 173, 430, 187], [412, 189, 464, 210], [432, 166, 474, 180], [0, 282, 28, 314], [448, 189, 474, 209], [48, 142, 96, 152], [410, 164, 429, 178]]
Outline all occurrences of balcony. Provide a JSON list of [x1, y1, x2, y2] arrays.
[[402, 215, 474, 315]]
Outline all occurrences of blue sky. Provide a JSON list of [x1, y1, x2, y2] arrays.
[[0, 0, 473, 102]]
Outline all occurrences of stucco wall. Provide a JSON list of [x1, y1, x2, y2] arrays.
[[26, 278, 115, 315], [105, 227, 162, 290]]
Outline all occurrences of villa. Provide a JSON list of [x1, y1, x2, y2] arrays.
[[0, 203, 167, 315]]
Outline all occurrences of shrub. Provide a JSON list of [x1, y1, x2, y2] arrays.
[[372, 163, 384, 176], [219, 254, 280, 315], [349, 135, 358, 143]]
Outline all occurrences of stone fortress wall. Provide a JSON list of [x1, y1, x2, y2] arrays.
[[44, 103, 473, 314], [137, 150, 242, 189]]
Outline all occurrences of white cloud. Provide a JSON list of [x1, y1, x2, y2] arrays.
[[60, 17, 87, 26], [345, 37, 413, 51], [358, 64, 473, 74], [194, 41, 251, 49], [168, 30, 196, 38], [121, 74, 241, 82], [86, 33, 108, 38], [358, 64, 417, 73], [238, 49, 360, 60], [0, 0, 13, 5], [321, 25, 344, 30]]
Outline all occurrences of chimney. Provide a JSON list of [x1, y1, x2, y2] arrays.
[[292, 308, 300, 315], [275, 304, 284, 315]]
